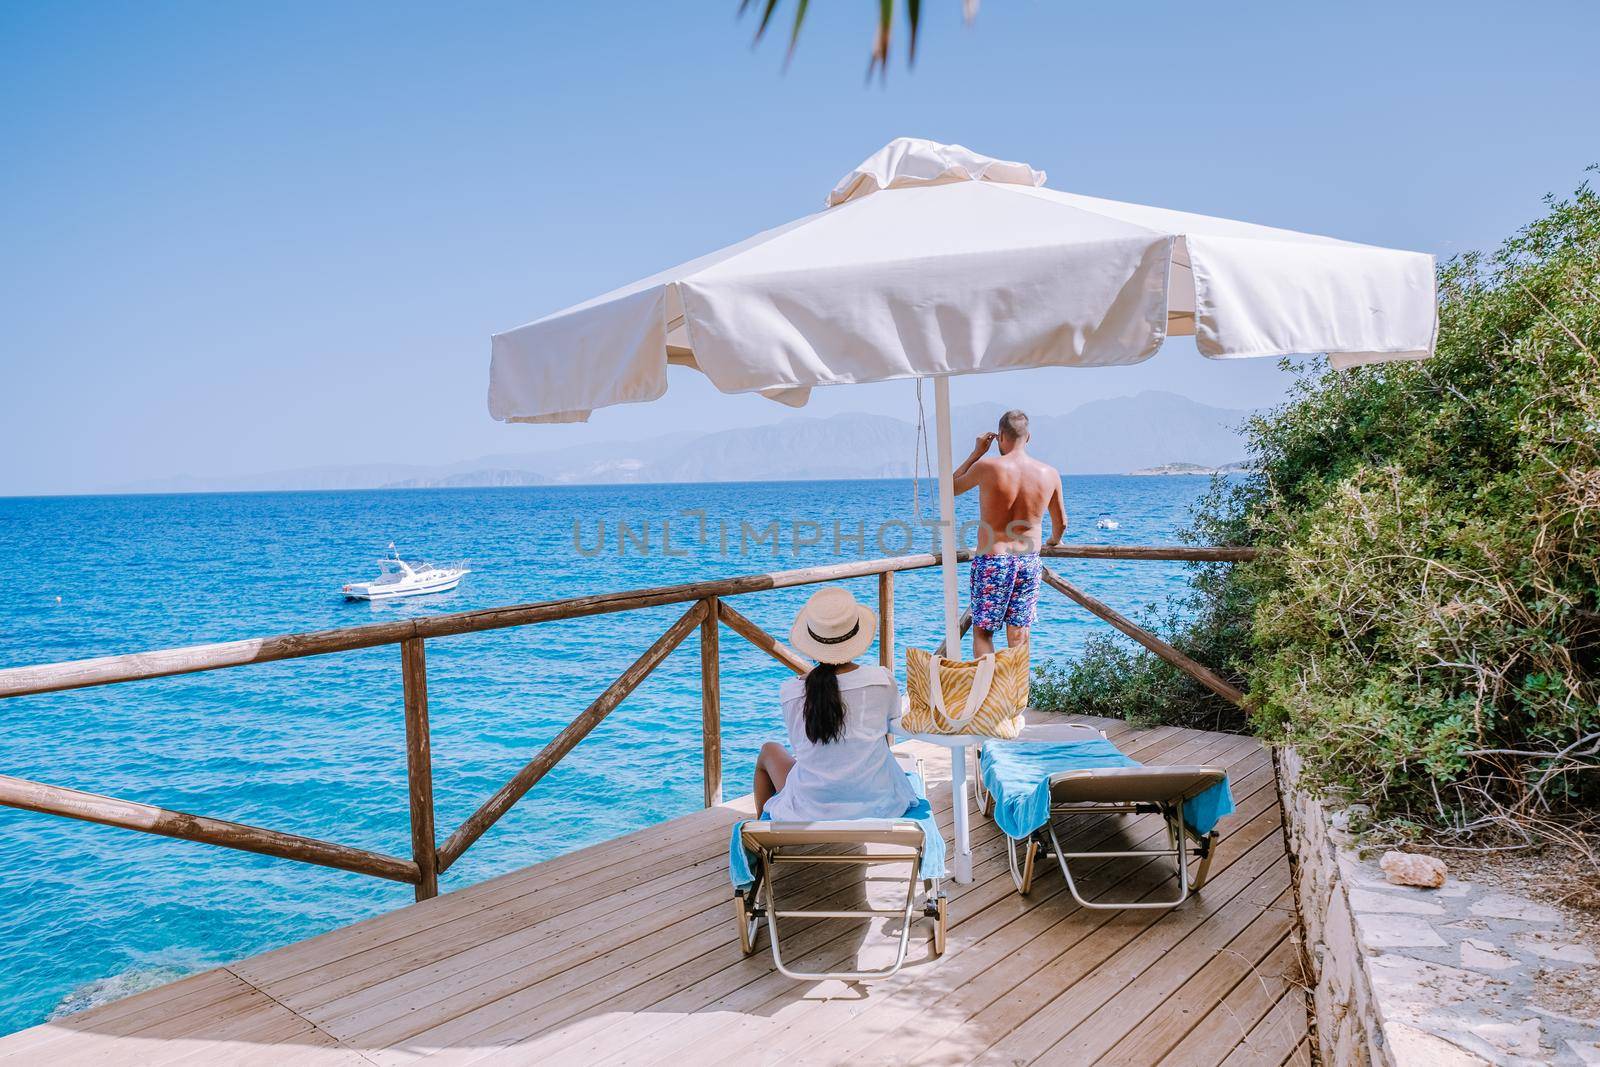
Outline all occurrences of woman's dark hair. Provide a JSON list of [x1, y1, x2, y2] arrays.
[[803, 662, 847, 744]]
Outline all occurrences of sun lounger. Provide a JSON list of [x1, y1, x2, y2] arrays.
[[976, 724, 1234, 909], [729, 767, 947, 980]]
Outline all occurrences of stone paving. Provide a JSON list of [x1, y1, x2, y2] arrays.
[[1280, 748, 1600, 1066]]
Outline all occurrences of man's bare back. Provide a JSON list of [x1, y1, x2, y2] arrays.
[[954, 425, 1065, 555], [953, 410, 1066, 655]]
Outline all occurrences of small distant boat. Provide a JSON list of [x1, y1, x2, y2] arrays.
[[343, 548, 469, 601], [1095, 517, 1120, 531]]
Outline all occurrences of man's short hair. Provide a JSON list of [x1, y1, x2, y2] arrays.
[[998, 409, 1029, 441]]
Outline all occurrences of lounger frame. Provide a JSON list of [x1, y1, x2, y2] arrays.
[[734, 819, 946, 981], [1011, 799, 1218, 909], [976, 724, 1221, 910]]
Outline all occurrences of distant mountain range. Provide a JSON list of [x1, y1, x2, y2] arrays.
[[115, 391, 1251, 493]]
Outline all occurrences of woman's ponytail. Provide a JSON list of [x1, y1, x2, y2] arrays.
[[802, 662, 846, 744]]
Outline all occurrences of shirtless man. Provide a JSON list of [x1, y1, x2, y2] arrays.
[[953, 410, 1066, 656]]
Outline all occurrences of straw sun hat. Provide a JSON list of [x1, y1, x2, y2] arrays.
[[789, 586, 878, 664]]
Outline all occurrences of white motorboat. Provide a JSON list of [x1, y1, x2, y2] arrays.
[[343, 549, 469, 601], [1095, 517, 1121, 531]]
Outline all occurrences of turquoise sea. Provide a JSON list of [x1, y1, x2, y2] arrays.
[[0, 476, 1216, 1033]]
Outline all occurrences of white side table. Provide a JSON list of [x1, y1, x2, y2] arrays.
[[890, 727, 985, 884]]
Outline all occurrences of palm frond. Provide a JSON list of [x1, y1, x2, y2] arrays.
[[783, 0, 809, 68], [868, 0, 894, 79], [754, 0, 781, 41], [741, 0, 965, 76]]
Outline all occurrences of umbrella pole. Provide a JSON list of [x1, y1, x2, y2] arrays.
[[932, 375, 973, 883], [933, 376, 961, 656]]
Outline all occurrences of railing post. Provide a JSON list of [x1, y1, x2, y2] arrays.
[[700, 597, 722, 808], [878, 570, 895, 670], [401, 637, 439, 901]]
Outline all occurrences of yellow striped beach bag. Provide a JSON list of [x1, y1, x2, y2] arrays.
[[902, 641, 1030, 738]]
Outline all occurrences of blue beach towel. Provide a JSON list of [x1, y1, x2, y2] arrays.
[[729, 772, 947, 890], [981, 738, 1234, 842]]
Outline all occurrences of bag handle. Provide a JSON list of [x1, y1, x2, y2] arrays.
[[928, 648, 997, 729]]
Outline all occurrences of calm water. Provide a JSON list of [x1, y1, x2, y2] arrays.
[[0, 476, 1211, 1033]]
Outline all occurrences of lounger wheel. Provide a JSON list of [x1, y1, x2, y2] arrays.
[[925, 894, 948, 956]]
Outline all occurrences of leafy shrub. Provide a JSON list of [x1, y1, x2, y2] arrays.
[[1036, 175, 1600, 846]]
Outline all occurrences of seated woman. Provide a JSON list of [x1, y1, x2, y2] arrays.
[[755, 586, 916, 821]]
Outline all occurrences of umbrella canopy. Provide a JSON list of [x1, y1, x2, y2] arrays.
[[489, 137, 1436, 425], [488, 138, 1435, 886]]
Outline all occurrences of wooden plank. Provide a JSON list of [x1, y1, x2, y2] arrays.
[[877, 570, 894, 670], [335, 824, 961, 1052], [1041, 567, 1247, 706], [0, 547, 1251, 699], [1045, 886, 1299, 1063], [331, 732, 1190, 1058], [579, 730, 1265, 1067], [699, 598, 721, 808], [536, 840, 1040, 1064], [27, 966, 367, 1067], [166, 1024, 369, 1067], [256, 727, 1145, 1010], [261, 837, 738, 1013], [908, 809, 1289, 1065], [383, 774, 1042, 1062], [244, 809, 749, 999], [0, 774, 418, 884], [49, 984, 280, 1066], [1155, 935, 1304, 1067], [0, 970, 246, 1060], [581, 761, 1279, 1067], [254, 731, 1009, 993], [685, 750, 1280, 1067], [239, 788, 760, 988], [1218, 985, 1312, 1066], [153, 971, 368, 1067], [436, 600, 709, 872], [969, 855, 1294, 1064], [1042, 545, 1258, 563], [716, 601, 809, 675], [0, 553, 944, 697], [411, 827, 1007, 1062], [315, 767, 972, 1044], [299, 769, 971, 1034], [401, 638, 438, 901], [300, 726, 1145, 1036], [363, 723, 1196, 1049], [769, 747, 1280, 1067], [852, 805, 1279, 1066]]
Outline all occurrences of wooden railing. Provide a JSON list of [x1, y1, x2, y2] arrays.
[[0, 544, 1255, 901]]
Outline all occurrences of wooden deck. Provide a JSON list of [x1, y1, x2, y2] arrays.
[[0, 718, 1310, 1066]]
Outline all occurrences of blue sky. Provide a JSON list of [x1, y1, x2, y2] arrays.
[[1, 1, 1595, 494]]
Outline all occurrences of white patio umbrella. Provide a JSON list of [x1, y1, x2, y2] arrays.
[[489, 137, 1436, 662]]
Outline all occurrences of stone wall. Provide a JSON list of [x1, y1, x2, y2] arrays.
[[1279, 745, 1392, 1065], [1278, 747, 1600, 1066]]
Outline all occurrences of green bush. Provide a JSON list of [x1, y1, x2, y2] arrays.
[[1036, 175, 1600, 841]]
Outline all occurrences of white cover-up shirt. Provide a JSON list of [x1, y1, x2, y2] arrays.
[[762, 665, 916, 822]]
